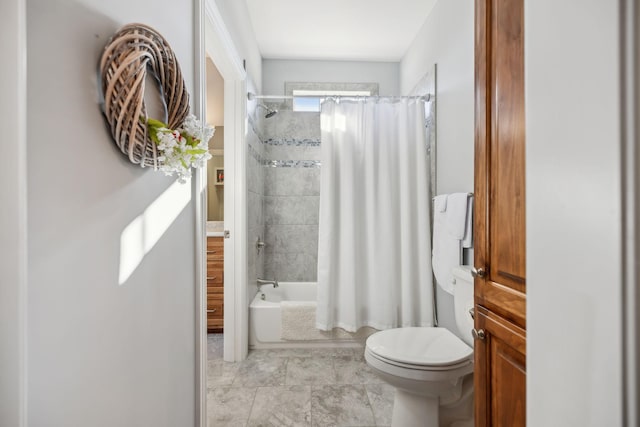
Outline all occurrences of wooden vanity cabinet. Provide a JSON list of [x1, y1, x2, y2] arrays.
[[207, 236, 224, 332], [474, 0, 526, 425]]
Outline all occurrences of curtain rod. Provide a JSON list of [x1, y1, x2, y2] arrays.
[[247, 92, 432, 102]]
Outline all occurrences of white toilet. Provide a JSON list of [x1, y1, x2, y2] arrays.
[[364, 266, 475, 427]]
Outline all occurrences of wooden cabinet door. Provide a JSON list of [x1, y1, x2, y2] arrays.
[[474, 306, 526, 427], [475, 0, 526, 424]]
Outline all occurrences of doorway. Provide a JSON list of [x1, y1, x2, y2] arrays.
[[196, 4, 249, 424], [204, 56, 225, 359], [201, 0, 248, 365]]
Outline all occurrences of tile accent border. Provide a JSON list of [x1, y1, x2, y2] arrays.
[[264, 138, 321, 147], [264, 160, 321, 169], [248, 144, 321, 169]]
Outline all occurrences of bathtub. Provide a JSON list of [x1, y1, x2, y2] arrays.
[[249, 282, 368, 349]]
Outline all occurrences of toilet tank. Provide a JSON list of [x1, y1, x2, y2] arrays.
[[452, 265, 475, 347]]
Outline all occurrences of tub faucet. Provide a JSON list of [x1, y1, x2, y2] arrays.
[[256, 278, 279, 289]]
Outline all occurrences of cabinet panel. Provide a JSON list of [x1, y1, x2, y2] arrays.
[[474, 306, 526, 427], [475, 0, 526, 307], [207, 236, 224, 332], [207, 259, 224, 272], [207, 268, 223, 284], [207, 290, 223, 315], [208, 317, 223, 330], [491, 340, 525, 425], [207, 302, 223, 318], [207, 286, 224, 299], [207, 277, 223, 287], [207, 237, 224, 252], [489, 0, 526, 293], [476, 279, 526, 328]]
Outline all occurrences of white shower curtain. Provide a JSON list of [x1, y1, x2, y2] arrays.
[[316, 98, 434, 332]]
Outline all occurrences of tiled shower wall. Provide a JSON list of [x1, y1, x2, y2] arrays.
[[247, 115, 265, 302], [258, 108, 321, 282]]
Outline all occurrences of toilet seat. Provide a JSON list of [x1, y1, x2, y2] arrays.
[[364, 327, 474, 385], [366, 327, 473, 368], [365, 347, 472, 372]]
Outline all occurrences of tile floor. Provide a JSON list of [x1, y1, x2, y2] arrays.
[[207, 334, 396, 427]]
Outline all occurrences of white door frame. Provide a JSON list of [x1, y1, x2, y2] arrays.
[[621, 0, 639, 424], [193, 1, 206, 426], [0, 0, 27, 425], [202, 0, 248, 366], [195, 1, 248, 423]]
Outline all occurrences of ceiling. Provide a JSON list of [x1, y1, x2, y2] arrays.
[[245, 0, 438, 62]]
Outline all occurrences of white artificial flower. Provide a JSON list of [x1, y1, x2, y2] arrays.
[[148, 115, 215, 184]]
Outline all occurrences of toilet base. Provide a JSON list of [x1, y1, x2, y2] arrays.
[[392, 389, 439, 427]]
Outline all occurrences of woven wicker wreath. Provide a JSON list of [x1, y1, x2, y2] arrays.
[[99, 23, 190, 168]]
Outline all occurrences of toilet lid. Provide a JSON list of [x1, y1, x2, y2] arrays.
[[366, 327, 473, 367]]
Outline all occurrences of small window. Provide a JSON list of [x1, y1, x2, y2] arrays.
[[292, 96, 321, 112], [292, 89, 372, 112]]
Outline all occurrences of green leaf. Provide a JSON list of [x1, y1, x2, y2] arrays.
[[149, 130, 160, 145], [181, 132, 197, 147], [147, 118, 168, 128]]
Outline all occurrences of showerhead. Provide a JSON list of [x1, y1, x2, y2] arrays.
[[248, 93, 278, 118], [257, 103, 278, 119]]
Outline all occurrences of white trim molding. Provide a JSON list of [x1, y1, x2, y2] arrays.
[[193, 1, 207, 426], [204, 0, 246, 79], [225, 78, 249, 362], [621, 0, 639, 425], [203, 0, 247, 365], [0, 0, 27, 425]]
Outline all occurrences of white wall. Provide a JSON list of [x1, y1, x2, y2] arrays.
[[206, 57, 224, 126], [400, 0, 474, 196], [214, 0, 262, 93], [0, 0, 26, 425], [262, 59, 399, 96], [399, 0, 474, 334], [27, 1, 197, 425], [526, 1, 623, 425]]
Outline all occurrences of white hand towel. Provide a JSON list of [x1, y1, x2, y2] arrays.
[[432, 201, 462, 294], [433, 194, 448, 213], [446, 193, 470, 240], [462, 195, 474, 248]]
